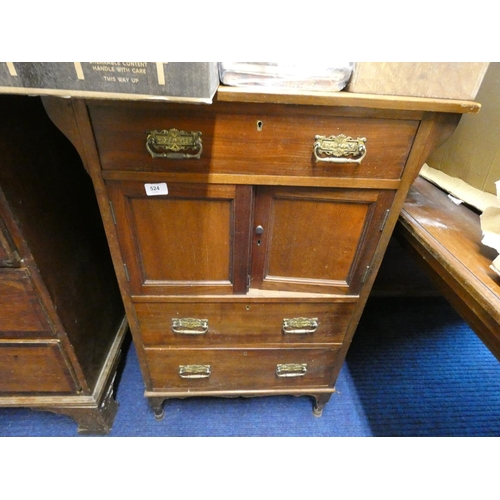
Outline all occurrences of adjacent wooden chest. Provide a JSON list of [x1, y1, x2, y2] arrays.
[[0, 95, 126, 434]]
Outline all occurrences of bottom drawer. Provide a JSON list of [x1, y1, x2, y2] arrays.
[[0, 341, 77, 394], [146, 347, 339, 392]]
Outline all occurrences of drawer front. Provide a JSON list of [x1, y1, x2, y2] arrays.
[[89, 101, 419, 180], [146, 347, 339, 392], [0, 269, 53, 338], [135, 299, 356, 347], [0, 341, 77, 393]]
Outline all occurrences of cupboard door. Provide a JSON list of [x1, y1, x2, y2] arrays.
[[107, 181, 252, 295], [251, 186, 395, 295]]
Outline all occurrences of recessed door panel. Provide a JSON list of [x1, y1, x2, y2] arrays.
[[251, 186, 394, 294]]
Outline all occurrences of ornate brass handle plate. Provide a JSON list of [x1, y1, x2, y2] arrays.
[[276, 363, 308, 378], [171, 318, 209, 335], [179, 364, 211, 379], [146, 128, 203, 159], [282, 317, 319, 335], [314, 134, 367, 164]]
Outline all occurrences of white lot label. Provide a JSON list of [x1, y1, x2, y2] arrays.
[[145, 183, 168, 196]]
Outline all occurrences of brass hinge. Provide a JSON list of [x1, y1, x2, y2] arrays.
[[380, 209, 390, 232], [109, 201, 117, 225], [361, 265, 370, 284], [123, 263, 130, 282]]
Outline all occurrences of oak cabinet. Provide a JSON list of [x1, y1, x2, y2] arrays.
[[43, 88, 478, 419]]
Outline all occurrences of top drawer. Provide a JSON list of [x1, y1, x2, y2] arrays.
[[88, 101, 419, 180]]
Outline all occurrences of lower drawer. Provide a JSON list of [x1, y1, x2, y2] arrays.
[[145, 347, 339, 392], [135, 299, 356, 347], [0, 341, 77, 394], [0, 269, 53, 338]]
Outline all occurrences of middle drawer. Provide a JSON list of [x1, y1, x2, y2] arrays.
[[134, 299, 356, 347]]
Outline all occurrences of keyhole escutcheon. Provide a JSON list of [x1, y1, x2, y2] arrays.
[[255, 225, 264, 246]]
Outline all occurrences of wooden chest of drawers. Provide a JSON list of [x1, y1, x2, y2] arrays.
[[0, 95, 126, 434], [43, 87, 479, 419]]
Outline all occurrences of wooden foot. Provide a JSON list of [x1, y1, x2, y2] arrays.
[[149, 397, 165, 421], [70, 399, 118, 435], [312, 394, 332, 417], [42, 383, 119, 435], [313, 405, 324, 417]]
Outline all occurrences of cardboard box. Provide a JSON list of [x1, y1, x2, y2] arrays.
[[347, 62, 489, 100], [421, 63, 500, 273], [425, 62, 500, 198], [0, 62, 219, 103]]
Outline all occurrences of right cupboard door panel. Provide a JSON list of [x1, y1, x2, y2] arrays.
[[251, 186, 395, 295]]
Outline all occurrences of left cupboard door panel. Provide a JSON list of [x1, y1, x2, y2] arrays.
[[106, 181, 252, 296]]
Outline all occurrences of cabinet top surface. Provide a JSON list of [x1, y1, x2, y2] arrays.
[[215, 85, 481, 114]]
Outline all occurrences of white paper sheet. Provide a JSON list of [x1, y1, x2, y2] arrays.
[[480, 182, 500, 275], [419, 164, 500, 274]]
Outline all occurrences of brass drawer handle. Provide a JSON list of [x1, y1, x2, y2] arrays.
[[179, 364, 211, 379], [171, 318, 208, 335], [282, 317, 318, 334], [146, 128, 203, 159], [276, 363, 307, 378], [314, 134, 366, 164]]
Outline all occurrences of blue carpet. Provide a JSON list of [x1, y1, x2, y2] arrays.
[[1, 297, 499, 437], [347, 297, 500, 437]]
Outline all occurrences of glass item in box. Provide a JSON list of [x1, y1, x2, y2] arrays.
[[219, 62, 354, 92]]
